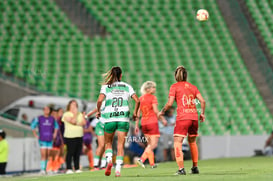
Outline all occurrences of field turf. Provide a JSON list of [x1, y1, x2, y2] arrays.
[[3, 157, 273, 181]]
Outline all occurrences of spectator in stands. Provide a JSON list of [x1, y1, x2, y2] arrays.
[[161, 106, 176, 161], [62, 100, 86, 174], [264, 131, 273, 156], [31, 106, 58, 175], [0, 130, 8, 175]]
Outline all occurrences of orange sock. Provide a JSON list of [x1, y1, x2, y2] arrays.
[[46, 157, 53, 172], [141, 149, 149, 163], [53, 156, 59, 171], [189, 141, 198, 167], [174, 141, 184, 169], [148, 151, 155, 166], [59, 156, 65, 164], [87, 150, 94, 168]]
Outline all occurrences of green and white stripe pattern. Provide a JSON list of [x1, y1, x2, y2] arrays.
[[100, 81, 135, 123]]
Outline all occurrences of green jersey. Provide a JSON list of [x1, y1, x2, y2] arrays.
[[100, 81, 135, 123]]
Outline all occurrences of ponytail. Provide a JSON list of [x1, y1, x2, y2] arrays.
[[175, 66, 187, 82], [102, 66, 122, 85]]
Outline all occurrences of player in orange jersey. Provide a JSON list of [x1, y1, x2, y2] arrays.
[[159, 66, 206, 175], [135, 81, 167, 168]]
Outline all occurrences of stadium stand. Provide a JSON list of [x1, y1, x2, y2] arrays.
[[0, 0, 272, 135], [245, 0, 273, 56]]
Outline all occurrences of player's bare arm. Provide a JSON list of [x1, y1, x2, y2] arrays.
[[132, 94, 140, 121], [64, 116, 76, 125], [153, 103, 167, 126], [86, 108, 98, 118], [96, 94, 105, 118], [159, 96, 175, 117]]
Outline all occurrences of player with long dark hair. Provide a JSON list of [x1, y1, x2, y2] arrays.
[[96, 66, 140, 177]]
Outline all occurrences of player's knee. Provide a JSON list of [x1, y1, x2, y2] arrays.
[[97, 146, 103, 152], [188, 136, 196, 143], [174, 141, 182, 148], [151, 143, 158, 149]]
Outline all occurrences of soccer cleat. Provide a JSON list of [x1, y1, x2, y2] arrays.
[[175, 168, 186, 175], [115, 171, 121, 177], [136, 159, 146, 169], [191, 167, 199, 174], [105, 162, 113, 176], [150, 164, 158, 169]]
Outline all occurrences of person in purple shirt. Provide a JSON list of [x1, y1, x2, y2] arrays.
[[31, 105, 58, 175], [82, 119, 95, 169]]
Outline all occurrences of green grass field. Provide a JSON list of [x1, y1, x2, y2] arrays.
[[4, 157, 273, 181]]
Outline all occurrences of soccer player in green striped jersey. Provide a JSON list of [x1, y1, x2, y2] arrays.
[[96, 66, 140, 177]]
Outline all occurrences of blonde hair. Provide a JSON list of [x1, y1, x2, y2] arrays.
[[102, 66, 122, 85], [140, 81, 156, 95], [175, 66, 187, 82]]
